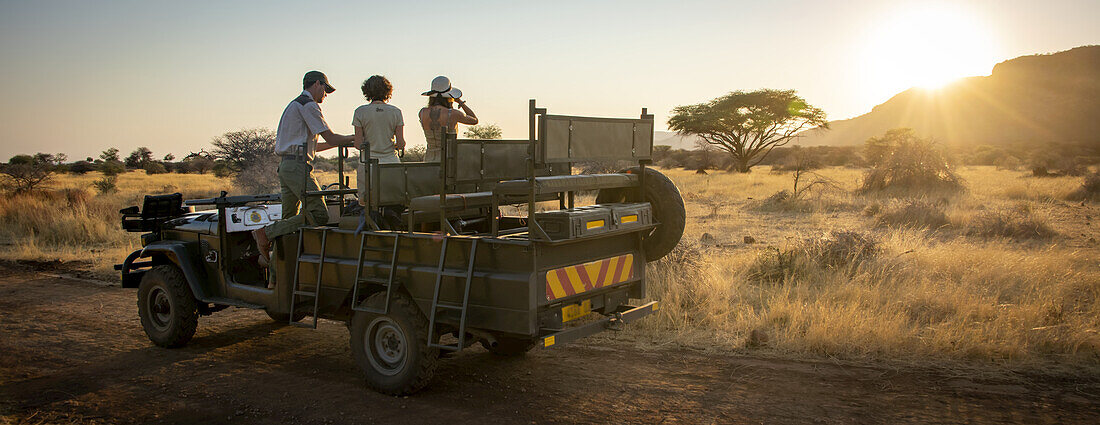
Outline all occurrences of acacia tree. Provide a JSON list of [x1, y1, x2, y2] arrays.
[[211, 128, 276, 172], [667, 89, 827, 173], [463, 123, 502, 139], [1, 153, 62, 193]]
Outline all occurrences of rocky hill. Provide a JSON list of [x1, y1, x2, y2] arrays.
[[796, 46, 1100, 147]]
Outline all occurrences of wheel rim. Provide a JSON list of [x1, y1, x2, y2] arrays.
[[147, 287, 172, 331], [365, 317, 407, 376]]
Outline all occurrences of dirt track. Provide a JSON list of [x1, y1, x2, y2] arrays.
[[1, 267, 1098, 424]]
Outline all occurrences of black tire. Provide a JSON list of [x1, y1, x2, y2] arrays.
[[350, 293, 439, 395], [137, 265, 199, 348], [481, 337, 536, 356], [265, 309, 306, 323], [596, 167, 686, 262]]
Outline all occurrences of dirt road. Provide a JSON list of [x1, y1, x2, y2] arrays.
[[1, 267, 1097, 424]]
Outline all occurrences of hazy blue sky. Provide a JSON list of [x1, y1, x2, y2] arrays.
[[1, 0, 1097, 160]]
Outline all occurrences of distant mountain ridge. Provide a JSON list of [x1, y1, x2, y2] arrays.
[[796, 46, 1100, 147]]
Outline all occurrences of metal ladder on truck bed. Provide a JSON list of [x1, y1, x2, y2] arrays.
[[289, 227, 330, 328], [351, 232, 401, 314], [427, 237, 478, 351]]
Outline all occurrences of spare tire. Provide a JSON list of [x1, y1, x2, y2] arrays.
[[596, 167, 685, 262]]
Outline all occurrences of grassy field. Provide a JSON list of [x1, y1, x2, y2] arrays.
[[1, 166, 1098, 371]]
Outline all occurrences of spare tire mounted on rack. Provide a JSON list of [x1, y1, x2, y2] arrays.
[[595, 167, 686, 262]]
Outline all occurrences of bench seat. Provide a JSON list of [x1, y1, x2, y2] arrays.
[[492, 174, 638, 196]]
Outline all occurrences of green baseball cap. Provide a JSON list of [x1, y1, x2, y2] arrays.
[[303, 70, 335, 93]]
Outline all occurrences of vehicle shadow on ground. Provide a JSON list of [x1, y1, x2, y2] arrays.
[[2, 320, 287, 409]]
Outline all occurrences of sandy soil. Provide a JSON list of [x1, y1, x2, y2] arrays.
[[2, 267, 1098, 425]]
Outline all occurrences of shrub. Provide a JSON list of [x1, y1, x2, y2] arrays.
[[92, 176, 118, 194], [1066, 172, 1100, 202], [876, 200, 950, 230], [143, 162, 168, 175], [964, 209, 1057, 240], [99, 161, 125, 177], [859, 129, 963, 194], [402, 145, 426, 162], [233, 155, 279, 194], [68, 161, 96, 175], [748, 231, 879, 283]]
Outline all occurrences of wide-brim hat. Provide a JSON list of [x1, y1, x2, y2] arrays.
[[421, 75, 462, 98]]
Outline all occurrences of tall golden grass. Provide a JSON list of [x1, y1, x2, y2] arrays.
[[630, 166, 1099, 368], [1, 166, 1097, 369], [0, 171, 232, 276]]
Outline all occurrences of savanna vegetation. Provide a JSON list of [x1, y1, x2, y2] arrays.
[[2, 126, 1099, 374]]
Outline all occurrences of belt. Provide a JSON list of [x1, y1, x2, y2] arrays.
[[279, 153, 310, 161]]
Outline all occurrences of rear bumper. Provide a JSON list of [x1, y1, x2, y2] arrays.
[[539, 301, 657, 348]]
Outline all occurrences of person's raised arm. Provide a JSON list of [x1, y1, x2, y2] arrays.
[[454, 99, 478, 125]]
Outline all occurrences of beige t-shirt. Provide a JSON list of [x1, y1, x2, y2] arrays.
[[352, 102, 404, 156]]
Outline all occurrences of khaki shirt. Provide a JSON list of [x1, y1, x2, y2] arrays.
[[274, 90, 329, 160], [352, 102, 403, 156]]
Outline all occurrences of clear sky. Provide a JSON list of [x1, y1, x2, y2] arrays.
[[1, 0, 1097, 161]]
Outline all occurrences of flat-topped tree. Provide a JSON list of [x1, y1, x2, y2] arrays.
[[668, 89, 827, 173]]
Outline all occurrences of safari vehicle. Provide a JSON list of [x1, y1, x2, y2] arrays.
[[116, 100, 686, 395]]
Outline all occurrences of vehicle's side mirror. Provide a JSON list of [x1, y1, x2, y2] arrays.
[[120, 206, 139, 216]]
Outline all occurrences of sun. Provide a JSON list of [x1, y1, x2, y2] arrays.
[[859, 4, 999, 96]]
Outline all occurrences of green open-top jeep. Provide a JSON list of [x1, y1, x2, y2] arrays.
[[116, 100, 685, 395]]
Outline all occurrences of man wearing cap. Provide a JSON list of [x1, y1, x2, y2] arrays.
[[252, 71, 354, 265]]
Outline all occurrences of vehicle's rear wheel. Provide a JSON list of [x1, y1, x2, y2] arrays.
[[265, 309, 306, 323], [596, 167, 686, 262], [350, 293, 438, 395], [481, 336, 536, 356], [137, 265, 198, 348]]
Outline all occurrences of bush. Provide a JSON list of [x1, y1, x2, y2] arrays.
[[860, 130, 963, 194], [99, 161, 125, 177], [143, 162, 168, 175], [748, 231, 879, 283], [964, 209, 1056, 240], [402, 145, 426, 162], [233, 156, 279, 194], [876, 200, 950, 230], [68, 161, 96, 175], [92, 176, 118, 194]]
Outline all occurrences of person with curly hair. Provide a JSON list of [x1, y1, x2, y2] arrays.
[[353, 75, 406, 164], [352, 75, 406, 205]]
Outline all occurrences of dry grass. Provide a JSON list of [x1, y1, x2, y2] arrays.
[[2, 166, 1099, 372], [627, 166, 1100, 371], [0, 170, 233, 278]]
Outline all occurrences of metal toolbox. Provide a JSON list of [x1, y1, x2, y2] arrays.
[[535, 205, 613, 240], [607, 202, 652, 230]]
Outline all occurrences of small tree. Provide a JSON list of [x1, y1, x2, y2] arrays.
[[463, 123, 503, 139], [211, 128, 277, 172], [100, 148, 120, 163], [668, 89, 827, 173], [125, 147, 154, 168], [1, 153, 58, 193], [181, 151, 215, 174]]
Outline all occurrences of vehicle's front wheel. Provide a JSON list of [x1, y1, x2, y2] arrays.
[[137, 265, 198, 348], [350, 293, 439, 395]]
